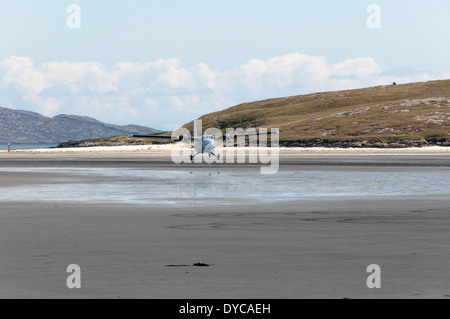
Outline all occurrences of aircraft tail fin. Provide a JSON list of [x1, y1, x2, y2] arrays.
[[193, 119, 199, 138]]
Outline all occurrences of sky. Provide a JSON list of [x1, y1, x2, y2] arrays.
[[1, 0, 450, 130]]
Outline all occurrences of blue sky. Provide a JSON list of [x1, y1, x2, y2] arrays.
[[1, 0, 449, 129]]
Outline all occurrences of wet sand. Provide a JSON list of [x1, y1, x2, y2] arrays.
[[0, 149, 449, 298]]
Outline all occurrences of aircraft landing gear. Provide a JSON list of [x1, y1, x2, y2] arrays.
[[210, 152, 220, 161], [190, 152, 220, 162]]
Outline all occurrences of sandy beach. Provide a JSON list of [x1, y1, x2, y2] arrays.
[[0, 146, 449, 299], [3, 144, 450, 155]]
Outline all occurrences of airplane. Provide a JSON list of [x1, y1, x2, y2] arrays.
[[132, 120, 278, 161]]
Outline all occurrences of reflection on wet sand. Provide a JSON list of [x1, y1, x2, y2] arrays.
[[0, 166, 449, 205]]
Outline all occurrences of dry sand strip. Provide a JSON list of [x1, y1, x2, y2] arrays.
[[0, 197, 449, 299], [1, 144, 450, 155]]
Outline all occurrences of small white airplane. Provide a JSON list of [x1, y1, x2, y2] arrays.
[[133, 120, 278, 161]]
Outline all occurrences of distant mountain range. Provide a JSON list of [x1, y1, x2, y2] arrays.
[[0, 106, 160, 144]]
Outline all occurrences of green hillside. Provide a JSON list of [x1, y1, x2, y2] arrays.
[[185, 79, 450, 147], [57, 135, 172, 148], [60, 80, 450, 148]]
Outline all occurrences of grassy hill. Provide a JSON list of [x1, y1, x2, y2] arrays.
[[57, 135, 171, 148], [184, 79, 450, 147], [60, 79, 450, 148]]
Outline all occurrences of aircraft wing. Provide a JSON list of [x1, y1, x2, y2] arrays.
[[132, 134, 172, 139], [132, 134, 196, 141]]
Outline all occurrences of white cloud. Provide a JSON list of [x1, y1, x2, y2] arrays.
[[332, 57, 381, 77], [0, 54, 448, 130], [143, 98, 160, 111], [23, 96, 62, 116], [0, 56, 45, 95]]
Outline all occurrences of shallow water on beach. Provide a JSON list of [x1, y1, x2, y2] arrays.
[[0, 166, 449, 205]]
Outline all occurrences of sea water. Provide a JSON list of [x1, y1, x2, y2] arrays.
[[0, 166, 448, 205]]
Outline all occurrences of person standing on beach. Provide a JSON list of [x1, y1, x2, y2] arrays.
[[8, 143, 10, 152]]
